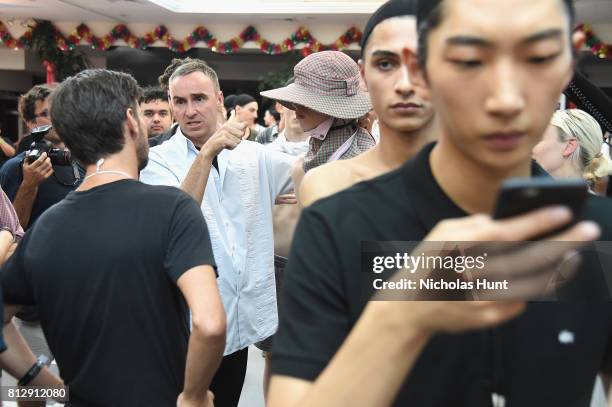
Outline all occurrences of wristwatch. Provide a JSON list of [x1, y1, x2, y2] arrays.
[[18, 354, 49, 386]]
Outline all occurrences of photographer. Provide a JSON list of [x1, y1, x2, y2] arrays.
[[0, 86, 83, 379], [0, 85, 83, 230]]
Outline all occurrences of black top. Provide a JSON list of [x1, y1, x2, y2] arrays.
[[273, 143, 612, 407], [16, 134, 34, 155], [2, 180, 216, 407], [0, 152, 84, 321]]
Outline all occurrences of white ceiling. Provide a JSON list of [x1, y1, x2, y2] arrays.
[[0, 0, 610, 25], [148, 0, 385, 14], [574, 0, 612, 23], [0, 0, 384, 24]]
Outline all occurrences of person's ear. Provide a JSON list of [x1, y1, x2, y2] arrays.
[[406, 48, 431, 100], [218, 91, 224, 108], [358, 58, 369, 91], [125, 107, 140, 140], [563, 138, 578, 158]]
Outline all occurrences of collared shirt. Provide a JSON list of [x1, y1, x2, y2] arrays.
[[140, 128, 295, 355], [273, 142, 612, 406], [303, 119, 375, 172], [303, 117, 334, 141]]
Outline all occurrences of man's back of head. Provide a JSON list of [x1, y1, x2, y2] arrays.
[[50, 69, 143, 168]]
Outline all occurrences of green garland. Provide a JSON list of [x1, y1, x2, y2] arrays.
[[30, 20, 90, 81]]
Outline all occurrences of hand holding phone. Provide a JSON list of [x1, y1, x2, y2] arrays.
[[493, 177, 589, 239]]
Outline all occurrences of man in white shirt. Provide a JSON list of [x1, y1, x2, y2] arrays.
[[140, 59, 295, 407]]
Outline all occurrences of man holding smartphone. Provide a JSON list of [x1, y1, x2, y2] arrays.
[[267, 1, 612, 406]]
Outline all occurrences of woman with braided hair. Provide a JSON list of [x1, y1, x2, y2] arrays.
[[532, 108, 612, 193]]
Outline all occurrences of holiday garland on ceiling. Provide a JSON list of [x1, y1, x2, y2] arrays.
[[576, 23, 612, 59], [29, 20, 90, 82], [0, 20, 362, 56], [1, 20, 610, 59]]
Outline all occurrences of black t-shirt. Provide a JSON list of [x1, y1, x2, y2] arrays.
[[273, 143, 612, 407], [0, 152, 84, 321], [16, 134, 34, 155], [2, 179, 216, 407]]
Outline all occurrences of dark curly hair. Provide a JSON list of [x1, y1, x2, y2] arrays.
[[18, 83, 56, 124], [140, 86, 168, 104]]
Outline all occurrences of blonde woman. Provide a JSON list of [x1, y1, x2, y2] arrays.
[[533, 109, 612, 193]]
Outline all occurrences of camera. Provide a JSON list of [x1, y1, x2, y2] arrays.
[[25, 125, 72, 166]]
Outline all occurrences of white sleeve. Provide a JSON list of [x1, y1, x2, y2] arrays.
[[264, 149, 296, 197], [139, 151, 181, 187]]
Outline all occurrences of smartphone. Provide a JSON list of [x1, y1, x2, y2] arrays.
[[493, 177, 589, 232]]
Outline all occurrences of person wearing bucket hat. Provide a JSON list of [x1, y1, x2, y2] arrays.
[[298, 0, 438, 208], [261, 50, 376, 178]]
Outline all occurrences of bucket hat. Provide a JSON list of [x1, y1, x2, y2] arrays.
[[260, 51, 372, 120]]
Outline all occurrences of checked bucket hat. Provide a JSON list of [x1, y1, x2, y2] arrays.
[[260, 51, 372, 120]]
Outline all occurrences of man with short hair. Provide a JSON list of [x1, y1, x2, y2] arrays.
[[1, 69, 225, 406], [140, 86, 173, 139], [149, 58, 202, 148], [298, 0, 437, 206], [268, 1, 612, 406], [140, 60, 295, 407]]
